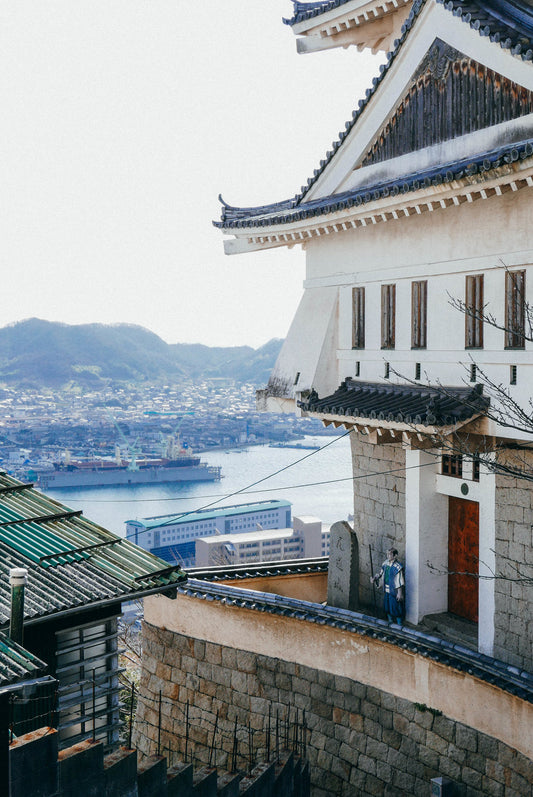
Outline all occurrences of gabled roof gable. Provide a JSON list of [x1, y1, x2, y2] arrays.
[[360, 37, 533, 167], [305, 0, 533, 202]]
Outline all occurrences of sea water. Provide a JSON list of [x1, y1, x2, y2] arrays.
[[46, 434, 354, 538]]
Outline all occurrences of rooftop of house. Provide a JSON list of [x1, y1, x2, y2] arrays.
[[0, 471, 187, 627], [0, 633, 49, 690]]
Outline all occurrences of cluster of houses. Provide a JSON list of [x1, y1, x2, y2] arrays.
[[4, 0, 533, 794]]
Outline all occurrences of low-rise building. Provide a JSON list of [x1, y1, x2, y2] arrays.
[[195, 515, 330, 566], [126, 499, 292, 567]]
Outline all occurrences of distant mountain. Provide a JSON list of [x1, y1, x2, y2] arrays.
[[0, 319, 283, 388]]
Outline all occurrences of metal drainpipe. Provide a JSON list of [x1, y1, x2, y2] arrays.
[[9, 568, 28, 645]]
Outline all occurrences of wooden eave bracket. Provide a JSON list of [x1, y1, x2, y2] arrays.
[[223, 162, 533, 255], [310, 410, 490, 448]]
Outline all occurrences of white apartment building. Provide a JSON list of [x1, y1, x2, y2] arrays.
[[195, 515, 330, 567], [125, 499, 292, 567]]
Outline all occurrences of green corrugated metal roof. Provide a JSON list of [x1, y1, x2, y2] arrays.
[[0, 471, 187, 624], [0, 632, 48, 686]]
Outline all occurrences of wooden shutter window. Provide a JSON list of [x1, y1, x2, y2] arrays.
[[411, 280, 427, 349], [505, 270, 525, 349], [352, 287, 365, 349], [465, 275, 484, 349], [381, 284, 396, 349]]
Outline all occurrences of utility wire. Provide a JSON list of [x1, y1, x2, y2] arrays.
[[146, 430, 354, 528], [74, 444, 435, 509]]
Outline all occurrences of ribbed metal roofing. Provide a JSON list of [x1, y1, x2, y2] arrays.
[[0, 633, 48, 687], [0, 472, 187, 626], [129, 499, 291, 531], [298, 380, 489, 426]]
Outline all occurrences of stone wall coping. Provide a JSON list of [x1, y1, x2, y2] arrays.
[[179, 578, 533, 702]]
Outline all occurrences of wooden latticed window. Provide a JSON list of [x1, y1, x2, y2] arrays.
[[381, 284, 396, 349], [352, 287, 365, 349], [411, 280, 427, 349], [505, 270, 525, 349], [442, 454, 463, 478], [465, 275, 484, 349]]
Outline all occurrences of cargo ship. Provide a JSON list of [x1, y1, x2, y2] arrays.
[[29, 453, 221, 490]]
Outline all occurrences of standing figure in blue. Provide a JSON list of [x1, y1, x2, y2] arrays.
[[371, 548, 405, 624]]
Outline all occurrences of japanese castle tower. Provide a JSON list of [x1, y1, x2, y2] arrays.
[[216, 0, 533, 673]]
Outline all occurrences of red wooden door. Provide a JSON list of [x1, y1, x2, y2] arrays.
[[448, 496, 479, 622]]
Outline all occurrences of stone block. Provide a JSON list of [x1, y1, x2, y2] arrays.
[[425, 730, 449, 755], [481, 775, 504, 797], [357, 753, 377, 776], [461, 765, 483, 790], [366, 737, 389, 763], [432, 715, 456, 743], [363, 716, 382, 741], [455, 725, 478, 753]]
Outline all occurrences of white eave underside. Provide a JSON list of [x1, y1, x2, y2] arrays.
[[223, 155, 533, 255], [291, 0, 412, 54]]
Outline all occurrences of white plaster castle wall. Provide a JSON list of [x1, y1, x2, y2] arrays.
[[293, 189, 533, 443]]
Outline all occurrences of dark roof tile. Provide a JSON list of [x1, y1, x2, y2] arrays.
[[298, 380, 489, 426]]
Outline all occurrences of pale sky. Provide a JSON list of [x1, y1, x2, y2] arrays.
[[1, 2, 380, 348]]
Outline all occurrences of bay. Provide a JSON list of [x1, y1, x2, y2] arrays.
[[46, 434, 354, 538]]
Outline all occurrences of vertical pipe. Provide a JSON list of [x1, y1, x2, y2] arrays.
[[266, 704, 271, 762], [185, 700, 189, 763], [157, 690, 162, 756], [128, 681, 135, 750], [92, 670, 96, 742], [9, 568, 27, 645]]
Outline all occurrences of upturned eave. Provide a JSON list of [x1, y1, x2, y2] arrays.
[[222, 156, 533, 255]]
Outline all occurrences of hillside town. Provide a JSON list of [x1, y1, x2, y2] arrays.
[[3, 1, 533, 796], [0, 380, 330, 480]]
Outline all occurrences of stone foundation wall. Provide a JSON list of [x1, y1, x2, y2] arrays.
[[135, 622, 531, 797], [494, 450, 533, 671], [350, 435, 406, 606]]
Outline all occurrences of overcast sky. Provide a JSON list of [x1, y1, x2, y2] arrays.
[[1, 1, 380, 348]]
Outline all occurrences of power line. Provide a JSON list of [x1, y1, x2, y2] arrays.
[[148, 430, 354, 528]]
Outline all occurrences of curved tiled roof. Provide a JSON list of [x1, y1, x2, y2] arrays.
[[179, 578, 533, 701], [188, 557, 329, 582], [298, 380, 489, 426], [217, 0, 533, 227], [215, 137, 533, 229], [283, 1, 355, 26]]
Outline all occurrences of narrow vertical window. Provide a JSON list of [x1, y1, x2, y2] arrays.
[[465, 275, 484, 349], [505, 270, 525, 349], [381, 284, 396, 349], [352, 287, 365, 349], [411, 280, 427, 349]]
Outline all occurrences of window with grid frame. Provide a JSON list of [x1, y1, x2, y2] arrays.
[[352, 286, 365, 349], [465, 274, 484, 349], [381, 284, 396, 349], [411, 280, 427, 349], [505, 270, 526, 349]]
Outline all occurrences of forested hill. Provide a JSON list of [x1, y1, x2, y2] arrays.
[[0, 319, 283, 388]]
